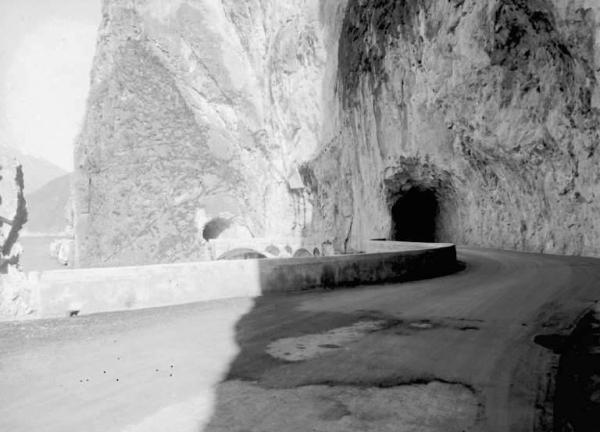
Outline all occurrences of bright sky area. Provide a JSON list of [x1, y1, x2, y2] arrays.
[[0, 0, 101, 171]]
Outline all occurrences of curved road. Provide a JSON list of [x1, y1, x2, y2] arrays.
[[1, 247, 599, 431]]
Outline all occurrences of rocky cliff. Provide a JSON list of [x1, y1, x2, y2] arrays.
[[74, 0, 600, 266], [318, 0, 600, 256]]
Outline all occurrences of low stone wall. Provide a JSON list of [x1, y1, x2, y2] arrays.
[[258, 241, 457, 293], [25, 241, 456, 319]]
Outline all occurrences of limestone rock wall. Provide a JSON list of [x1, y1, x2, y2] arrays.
[[74, 0, 347, 266], [75, 0, 600, 265], [310, 0, 600, 255]]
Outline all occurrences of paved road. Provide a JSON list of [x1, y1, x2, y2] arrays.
[[1, 247, 599, 431]]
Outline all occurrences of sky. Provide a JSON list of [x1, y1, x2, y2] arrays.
[[0, 0, 101, 171]]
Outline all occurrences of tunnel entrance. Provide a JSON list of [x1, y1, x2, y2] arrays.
[[202, 217, 232, 241], [390, 188, 439, 242]]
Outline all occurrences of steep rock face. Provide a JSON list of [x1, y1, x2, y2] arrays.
[[310, 0, 600, 255], [74, 0, 346, 266], [75, 0, 600, 265]]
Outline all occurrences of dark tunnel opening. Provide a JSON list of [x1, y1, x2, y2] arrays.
[[202, 217, 232, 241], [390, 188, 439, 242]]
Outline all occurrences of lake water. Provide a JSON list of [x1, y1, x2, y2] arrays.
[[18, 236, 69, 272]]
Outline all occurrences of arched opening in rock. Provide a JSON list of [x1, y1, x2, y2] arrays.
[[202, 217, 232, 241], [265, 245, 280, 256], [217, 248, 267, 260], [390, 188, 439, 242], [293, 248, 312, 258]]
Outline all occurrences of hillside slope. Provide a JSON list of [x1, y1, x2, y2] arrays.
[[0, 145, 67, 194], [23, 174, 71, 235]]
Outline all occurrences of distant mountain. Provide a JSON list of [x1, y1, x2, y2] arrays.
[[20, 154, 68, 195], [22, 174, 72, 235], [0, 145, 68, 194]]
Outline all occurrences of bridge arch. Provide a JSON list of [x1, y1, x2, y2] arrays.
[[217, 248, 267, 260]]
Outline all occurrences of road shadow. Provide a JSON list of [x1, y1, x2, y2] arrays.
[[198, 254, 471, 432], [551, 310, 600, 432]]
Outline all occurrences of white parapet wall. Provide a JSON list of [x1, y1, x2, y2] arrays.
[[31, 259, 263, 318], [12, 241, 457, 320]]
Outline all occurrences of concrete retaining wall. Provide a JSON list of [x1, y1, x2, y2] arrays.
[[30, 241, 457, 318]]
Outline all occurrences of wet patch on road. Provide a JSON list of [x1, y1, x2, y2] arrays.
[[396, 318, 481, 335], [226, 293, 486, 387], [457, 325, 480, 331], [224, 300, 405, 382], [265, 315, 483, 362], [205, 379, 478, 432], [266, 320, 390, 361]]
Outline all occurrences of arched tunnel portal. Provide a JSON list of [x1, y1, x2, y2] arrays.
[[390, 187, 439, 243]]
